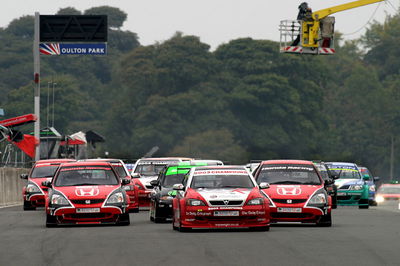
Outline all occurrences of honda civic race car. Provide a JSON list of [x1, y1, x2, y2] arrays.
[[81, 158, 139, 213], [149, 161, 210, 223], [43, 161, 131, 227], [358, 166, 379, 206], [172, 166, 270, 231], [375, 182, 400, 204], [131, 157, 192, 207], [253, 160, 332, 226], [325, 162, 369, 209], [20, 159, 75, 210]]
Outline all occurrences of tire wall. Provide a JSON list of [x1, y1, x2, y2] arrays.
[[0, 168, 28, 206]]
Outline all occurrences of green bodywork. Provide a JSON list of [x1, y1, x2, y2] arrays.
[[331, 168, 369, 206]]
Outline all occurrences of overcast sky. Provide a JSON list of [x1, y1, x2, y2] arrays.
[[1, 0, 398, 49]]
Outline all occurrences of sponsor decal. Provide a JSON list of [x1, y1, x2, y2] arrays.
[[75, 187, 100, 197], [242, 211, 266, 215], [186, 211, 212, 216], [277, 186, 301, 196], [61, 167, 111, 171], [40, 43, 107, 55], [194, 170, 248, 175], [262, 166, 313, 171]]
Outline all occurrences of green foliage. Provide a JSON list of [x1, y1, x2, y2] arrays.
[[56, 7, 81, 15], [84, 6, 127, 29]]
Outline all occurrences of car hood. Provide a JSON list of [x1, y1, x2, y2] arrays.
[[137, 176, 158, 187], [335, 178, 363, 187], [264, 184, 323, 199], [54, 185, 120, 200]]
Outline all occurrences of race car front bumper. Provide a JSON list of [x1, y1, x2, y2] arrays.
[[24, 193, 45, 207], [336, 189, 368, 206], [269, 205, 329, 223], [179, 206, 269, 229], [49, 205, 127, 225], [138, 189, 152, 207]]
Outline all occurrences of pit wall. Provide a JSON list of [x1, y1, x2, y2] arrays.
[[0, 168, 28, 206]]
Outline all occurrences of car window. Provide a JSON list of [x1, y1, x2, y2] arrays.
[[55, 166, 119, 186], [256, 164, 321, 185], [31, 165, 59, 178]]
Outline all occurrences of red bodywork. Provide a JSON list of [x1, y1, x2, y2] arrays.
[[172, 165, 270, 230], [45, 162, 130, 225], [376, 184, 400, 201], [23, 159, 76, 208], [254, 160, 332, 224], [81, 159, 139, 213]]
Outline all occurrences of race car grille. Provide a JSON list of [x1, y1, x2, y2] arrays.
[[66, 213, 110, 219], [271, 213, 314, 219], [209, 200, 243, 206], [272, 199, 307, 204], [384, 197, 400, 200], [339, 185, 350, 189], [71, 199, 104, 204], [337, 195, 361, 200]]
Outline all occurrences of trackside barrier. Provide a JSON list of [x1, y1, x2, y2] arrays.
[[0, 168, 27, 206]]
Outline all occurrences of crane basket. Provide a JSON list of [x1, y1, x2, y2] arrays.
[[279, 19, 336, 55]]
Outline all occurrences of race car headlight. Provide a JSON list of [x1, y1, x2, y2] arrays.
[[350, 185, 363, 190], [186, 199, 206, 206], [26, 183, 41, 193], [247, 198, 264, 205], [50, 194, 70, 206], [308, 193, 327, 205], [106, 192, 124, 204], [376, 195, 384, 203], [369, 186, 376, 192]]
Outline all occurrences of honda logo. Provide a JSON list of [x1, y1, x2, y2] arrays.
[[287, 199, 292, 204], [223, 200, 229, 205], [85, 200, 91, 204], [277, 187, 301, 196], [75, 187, 99, 197]]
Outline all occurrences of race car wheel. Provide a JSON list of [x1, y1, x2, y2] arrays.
[[153, 204, 166, 223], [250, 226, 270, 232], [316, 213, 332, 227], [129, 208, 139, 213], [332, 195, 338, 209], [23, 200, 36, 211], [46, 214, 57, 228], [359, 199, 369, 209], [118, 213, 130, 226]]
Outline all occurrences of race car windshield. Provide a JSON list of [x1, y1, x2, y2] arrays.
[[314, 164, 330, 181], [162, 174, 186, 187], [31, 165, 59, 178], [112, 165, 128, 178], [378, 187, 400, 194], [329, 168, 361, 179], [55, 167, 119, 186], [191, 170, 254, 189], [257, 164, 321, 185], [134, 164, 170, 176]]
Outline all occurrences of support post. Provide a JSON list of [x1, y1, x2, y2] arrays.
[[33, 12, 40, 161]]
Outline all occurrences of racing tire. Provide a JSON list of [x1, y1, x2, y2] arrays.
[[332, 194, 338, 209], [250, 226, 270, 232], [46, 214, 57, 228], [129, 208, 139, 213], [23, 200, 36, 211], [117, 213, 131, 226], [178, 225, 191, 232], [359, 199, 369, 209], [153, 205, 166, 223], [316, 213, 332, 227]]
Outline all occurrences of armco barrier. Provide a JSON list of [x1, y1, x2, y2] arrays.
[[0, 168, 28, 206]]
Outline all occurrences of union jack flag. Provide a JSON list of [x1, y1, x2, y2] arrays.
[[39, 43, 60, 55]]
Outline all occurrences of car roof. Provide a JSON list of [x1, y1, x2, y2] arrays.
[[192, 165, 246, 170], [260, 159, 314, 165], [80, 158, 123, 163], [59, 161, 111, 167], [36, 159, 76, 164]]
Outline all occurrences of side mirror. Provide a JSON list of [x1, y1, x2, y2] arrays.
[[362, 175, 370, 180], [324, 179, 334, 186], [131, 173, 140, 178], [374, 176, 380, 182], [20, 174, 28, 180], [121, 178, 130, 185], [259, 182, 270, 189], [42, 181, 52, 188], [173, 184, 184, 190], [150, 180, 159, 187]]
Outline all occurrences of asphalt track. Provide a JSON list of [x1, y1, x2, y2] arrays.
[[1, 203, 400, 266]]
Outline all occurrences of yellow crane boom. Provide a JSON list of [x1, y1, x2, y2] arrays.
[[303, 0, 385, 47]]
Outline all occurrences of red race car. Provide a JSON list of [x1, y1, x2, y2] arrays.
[[20, 159, 76, 210], [172, 166, 270, 231], [253, 160, 332, 227], [131, 157, 192, 207], [81, 159, 139, 213], [375, 183, 400, 204], [43, 161, 131, 227]]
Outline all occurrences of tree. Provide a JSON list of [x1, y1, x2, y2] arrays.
[[56, 7, 81, 15], [84, 6, 127, 29]]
